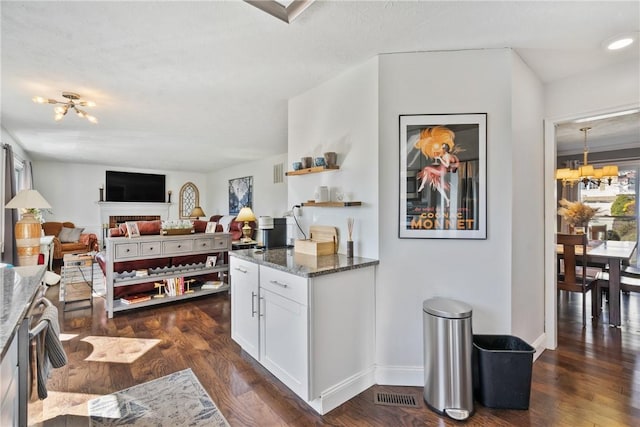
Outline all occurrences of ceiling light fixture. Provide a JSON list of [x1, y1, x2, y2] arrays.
[[603, 32, 638, 50], [244, 0, 315, 23], [32, 91, 97, 123], [555, 127, 618, 188]]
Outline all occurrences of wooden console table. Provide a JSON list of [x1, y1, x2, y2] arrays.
[[104, 233, 231, 318]]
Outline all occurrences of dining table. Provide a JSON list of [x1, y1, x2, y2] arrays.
[[558, 239, 638, 327]]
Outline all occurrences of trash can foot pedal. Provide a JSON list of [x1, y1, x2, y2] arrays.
[[445, 408, 470, 421]]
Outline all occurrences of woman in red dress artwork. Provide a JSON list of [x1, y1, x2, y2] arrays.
[[414, 126, 460, 207]]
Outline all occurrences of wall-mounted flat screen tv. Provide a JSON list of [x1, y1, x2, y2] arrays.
[[106, 171, 166, 202]]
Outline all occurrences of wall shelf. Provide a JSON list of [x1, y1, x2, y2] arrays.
[[285, 165, 339, 176], [301, 201, 362, 207]]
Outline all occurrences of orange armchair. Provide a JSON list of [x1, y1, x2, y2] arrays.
[[41, 221, 99, 260]]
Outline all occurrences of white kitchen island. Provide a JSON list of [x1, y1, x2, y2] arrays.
[[229, 248, 379, 415]]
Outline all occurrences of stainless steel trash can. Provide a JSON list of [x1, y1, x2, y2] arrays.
[[423, 297, 473, 420]]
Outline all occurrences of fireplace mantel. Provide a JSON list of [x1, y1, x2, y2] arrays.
[[98, 202, 172, 227]]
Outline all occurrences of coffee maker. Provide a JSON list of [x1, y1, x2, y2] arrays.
[[257, 217, 287, 249]]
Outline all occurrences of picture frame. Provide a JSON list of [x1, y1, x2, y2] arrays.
[[228, 176, 253, 215], [399, 113, 487, 239], [125, 221, 140, 238], [206, 256, 217, 268], [205, 222, 217, 234]]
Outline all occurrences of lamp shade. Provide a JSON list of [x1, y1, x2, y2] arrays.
[[578, 165, 594, 177], [602, 165, 619, 177], [5, 189, 51, 209], [190, 206, 206, 218], [236, 207, 256, 222]]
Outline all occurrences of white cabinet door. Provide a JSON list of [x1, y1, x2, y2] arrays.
[[230, 257, 260, 359], [260, 287, 309, 400]]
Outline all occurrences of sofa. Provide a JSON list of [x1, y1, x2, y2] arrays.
[[41, 221, 99, 261]]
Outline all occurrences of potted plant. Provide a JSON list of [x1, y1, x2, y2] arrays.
[[557, 199, 599, 234]]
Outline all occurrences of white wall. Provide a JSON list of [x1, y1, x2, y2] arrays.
[[545, 58, 640, 119], [510, 53, 545, 344], [206, 153, 288, 219], [33, 161, 208, 239], [376, 49, 544, 385], [288, 58, 379, 258]]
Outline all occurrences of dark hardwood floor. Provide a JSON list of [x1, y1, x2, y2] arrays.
[[29, 286, 640, 426]]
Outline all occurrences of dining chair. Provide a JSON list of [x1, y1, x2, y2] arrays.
[[594, 266, 640, 322], [557, 233, 598, 327], [589, 225, 607, 240]]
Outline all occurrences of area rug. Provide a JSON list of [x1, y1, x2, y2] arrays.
[[88, 369, 229, 426]]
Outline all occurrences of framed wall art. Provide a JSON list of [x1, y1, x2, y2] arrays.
[[399, 113, 487, 239], [229, 176, 253, 215], [125, 221, 140, 238]]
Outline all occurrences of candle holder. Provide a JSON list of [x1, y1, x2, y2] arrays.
[[167, 191, 172, 203], [99, 187, 104, 202]]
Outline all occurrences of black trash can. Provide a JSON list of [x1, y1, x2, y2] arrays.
[[472, 335, 535, 410]]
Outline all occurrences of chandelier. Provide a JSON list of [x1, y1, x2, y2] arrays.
[[555, 127, 618, 187], [32, 91, 97, 123]]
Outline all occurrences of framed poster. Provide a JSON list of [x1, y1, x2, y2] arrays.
[[399, 113, 487, 239], [229, 176, 253, 215]]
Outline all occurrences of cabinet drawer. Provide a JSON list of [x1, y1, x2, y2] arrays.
[[193, 238, 215, 252], [230, 257, 259, 279], [260, 266, 308, 305], [140, 242, 161, 256], [213, 236, 230, 251], [115, 243, 139, 259], [163, 239, 194, 255]]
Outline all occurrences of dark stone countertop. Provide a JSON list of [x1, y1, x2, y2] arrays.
[[1, 265, 46, 359], [229, 247, 379, 278]]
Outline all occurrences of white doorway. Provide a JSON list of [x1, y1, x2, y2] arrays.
[[543, 106, 640, 349]]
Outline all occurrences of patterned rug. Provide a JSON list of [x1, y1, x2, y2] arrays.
[[88, 369, 229, 426]]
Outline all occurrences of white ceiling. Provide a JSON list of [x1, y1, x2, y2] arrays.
[[1, 1, 639, 172]]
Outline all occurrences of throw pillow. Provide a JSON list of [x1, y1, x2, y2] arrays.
[[59, 226, 84, 243]]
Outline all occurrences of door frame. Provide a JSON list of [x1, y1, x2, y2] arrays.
[[543, 103, 640, 350]]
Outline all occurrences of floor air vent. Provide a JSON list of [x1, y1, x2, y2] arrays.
[[374, 391, 421, 408]]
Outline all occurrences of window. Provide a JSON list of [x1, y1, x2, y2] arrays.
[[179, 182, 199, 219], [581, 161, 638, 267]]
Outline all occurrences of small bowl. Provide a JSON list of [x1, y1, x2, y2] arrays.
[[292, 161, 302, 170], [314, 157, 326, 167]]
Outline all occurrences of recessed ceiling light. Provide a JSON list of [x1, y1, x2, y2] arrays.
[[604, 32, 638, 50]]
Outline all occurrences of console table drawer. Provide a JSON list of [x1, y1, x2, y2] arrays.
[[194, 238, 215, 251], [212, 236, 230, 251], [140, 242, 161, 256], [115, 243, 139, 259], [163, 240, 194, 255]]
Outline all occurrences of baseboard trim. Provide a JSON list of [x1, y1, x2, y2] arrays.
[[375, 365, 424, 387], [307, 366, 376, 415], [531, 332, 547, 362]]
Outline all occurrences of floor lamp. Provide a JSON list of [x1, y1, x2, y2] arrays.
[[5, 189, 51, 266]]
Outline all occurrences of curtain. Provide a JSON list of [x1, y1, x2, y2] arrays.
[[21, 160, 33, 190], [3, 144, 18, 264]]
